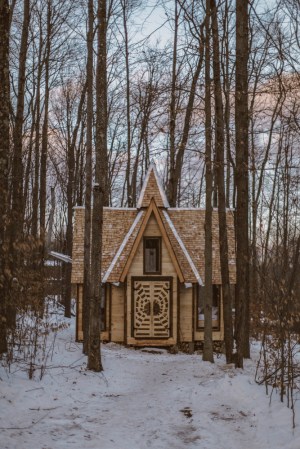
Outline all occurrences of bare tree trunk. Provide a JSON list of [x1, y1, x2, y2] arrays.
[[75, 125, 86, 206], [235, 0, 249, 367], [83, 0, 94, 355], [0, 0, 10, 355], [46, 186, 55, 250], [222, 0, 233, 208], [263, 143, 282, 267], [32, 39, 43, 238], [23, 92, 36, 223], [168, 0, 179, 207], [10, 0, 30, 250], [252, 87, 284, 323], [171, 50, 204, 206], [88, 0, 108, 372], [131, 68, 157, 206], [64, 82, 87, 318], [40, 0, 51, 260], [168, 15, 205, 206], [203, 1, 214, 363], [211, 0, 233, 363], [121, 0, 132, 207]]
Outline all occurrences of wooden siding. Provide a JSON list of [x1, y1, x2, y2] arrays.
[[110, 284, 124, 342], [126, 215, 178, 346], [178, 285, 193, 342], [76, 284, 83, 341]]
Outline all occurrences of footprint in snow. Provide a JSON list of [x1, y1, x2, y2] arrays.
[[180, 407, 193, 418]]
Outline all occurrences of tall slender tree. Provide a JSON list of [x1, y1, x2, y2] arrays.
[[83, 0, 94, 355], [168, 0, 179, 207], [121, 0, 132, 207], [0, 0, 10, 355], [39, 0, 51, 259], [167, 1, 205, 207], [65, 82, 87, 318], [10, 0, 30, 250], [203, 0, 214, 363], [235, 0, 249, 368], [211, 0, 233, 363], [88, 0, 108, 371]]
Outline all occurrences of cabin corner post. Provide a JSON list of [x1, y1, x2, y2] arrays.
[[177, 278, 180, 345], [220, 286, 225, 341], [76, 284, 84, 342], [108, 283, 112, 342], [124, 277, 128, 345], [192, 284, 196, 344], [189, 284, 195, 353], [76, 284, 79, 342], [168, 276, 174, 340], [130, 277, 134, 339]]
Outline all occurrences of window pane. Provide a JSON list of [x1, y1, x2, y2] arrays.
[[144, 238, 160, 273], [212, 285, 220, 328], [197, 285, 220, 329], [197, 286, 205, 327], [100, 285, 106, 331]]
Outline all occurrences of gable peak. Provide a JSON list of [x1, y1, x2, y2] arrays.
[[137, 161, 170, 209]]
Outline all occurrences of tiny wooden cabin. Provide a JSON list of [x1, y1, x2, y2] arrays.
[[71, 162, 236, 347]]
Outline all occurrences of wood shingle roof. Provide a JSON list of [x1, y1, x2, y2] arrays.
[[71, 164, 236, 285]]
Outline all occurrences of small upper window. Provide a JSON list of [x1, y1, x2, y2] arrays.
[[144, 237, 161, 274]]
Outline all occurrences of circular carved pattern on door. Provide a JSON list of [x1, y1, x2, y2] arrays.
[[144, 302, 151, 316], [134, 280, 170, 338], [153, 301, 161, 316]]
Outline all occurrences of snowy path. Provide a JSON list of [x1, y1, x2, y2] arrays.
[[1, 321, 300, 449]]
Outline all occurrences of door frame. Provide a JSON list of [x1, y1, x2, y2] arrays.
[[131, 276, 173, 340]]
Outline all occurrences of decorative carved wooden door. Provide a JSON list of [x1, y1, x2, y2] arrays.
[[133, 278, 171, 338]]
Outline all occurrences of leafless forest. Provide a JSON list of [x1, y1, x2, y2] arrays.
[[0, 0, 300, 407]]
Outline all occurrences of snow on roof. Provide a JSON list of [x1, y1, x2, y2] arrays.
[[162, 210, 204, 286], [104, 207, 137, 211], [71, 186, 236, 285], [168, 207, 206, 211], [137, 161, 170, 208], [50, 251, 72, 264], [102, 210, 144, 283]]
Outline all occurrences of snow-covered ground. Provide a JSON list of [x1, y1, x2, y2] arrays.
[[1, 317, 300, 449]]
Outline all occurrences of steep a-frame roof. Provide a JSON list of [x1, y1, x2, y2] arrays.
[[137, 161, 169, 208], [72, 207, 141, 284], [167, 208, 236, 285], [119, 199, 185, 283], [71, 162, 236, 285]]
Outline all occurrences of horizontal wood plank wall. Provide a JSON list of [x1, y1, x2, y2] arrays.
[[179, 284, 193, 342], [104, 287, 109, 340], [77, 284, 83, 341], [111, 284, 125, 342], [126, 214, 177, 346]]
